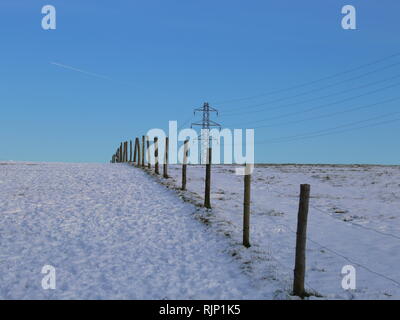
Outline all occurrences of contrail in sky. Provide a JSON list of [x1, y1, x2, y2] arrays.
[[50, 62, 132, 86]]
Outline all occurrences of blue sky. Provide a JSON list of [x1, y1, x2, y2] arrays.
[[0, 0, 399, 164]]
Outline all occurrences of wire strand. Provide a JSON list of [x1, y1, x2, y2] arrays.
[[213, 52, 400, 106]]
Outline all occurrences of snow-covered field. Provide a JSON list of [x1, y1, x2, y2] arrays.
[[0, 162, 278, 299], [165, 163, 400, 300], [1, 162, 399, 299]]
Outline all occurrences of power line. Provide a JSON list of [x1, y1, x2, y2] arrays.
[[221, 61, 400, 114], [213, 51, 400, 106], [225, 113, 400, 148], [229, 96, 400, 130], [259, 117, 400, 144], [225, 81, 400, 128], [222, 73, 400, 118], [255, 111, 400, 144]]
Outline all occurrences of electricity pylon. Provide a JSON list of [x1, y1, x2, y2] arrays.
[[191, 102, 221, 164]]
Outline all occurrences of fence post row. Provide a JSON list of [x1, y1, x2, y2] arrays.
[[293, 184, 311, 298], [181, 139, 189, 191], [154, 137, 159, 174], [243, 164, 252, 248], [204, 147, 212, 209], [110, 137, 316, 299], [163, 137, 169, 178]]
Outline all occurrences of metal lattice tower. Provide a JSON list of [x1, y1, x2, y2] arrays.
[[191, 102, 221, 164]]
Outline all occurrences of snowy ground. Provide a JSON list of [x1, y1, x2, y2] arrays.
[[165, 164, 400, 300], [0, 162, 279, 299], [1, 162, 399, 299]]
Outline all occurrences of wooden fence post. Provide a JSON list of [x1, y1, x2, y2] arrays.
[[163, 137, 169, 178], [243, 164, 252, 248], [136, 138, 141, 167], [204, 147, 212, 209], [130, 140, 133, 162], [133, 139, 138, 163], [181, 139, 189, 190], [119, 143, 123, 162], [146, 136, 151, 169], [124, 141, 127, 162], [154, 137, 159, 174], [142, 136, 145, 167], [124, 141, 126, 163], [293, 184, 311, 298]]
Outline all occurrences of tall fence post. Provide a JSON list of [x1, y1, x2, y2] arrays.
[[146, 136, 151, 169], [243, 164, 252, 248], [154, 137, 159, 174], [124, 141, 127, 162], [204, 147, 212, 209], [119, 143, 123, 162], [136, 138, 141, 167], [293, 184, 311, 298], [181, 139, 189, 190], [141, 136, 145, 167], [130, 140, 133, 162], [163, 137, 169, 178], [133, 139, 138, 164]]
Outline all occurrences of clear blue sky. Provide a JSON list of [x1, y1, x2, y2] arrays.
[[0, 0, 399, 164]]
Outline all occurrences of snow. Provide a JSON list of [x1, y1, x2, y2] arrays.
[[165, 164, 400, 300], [0, 162, 279, 299], [1, 161, 399, 299]]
